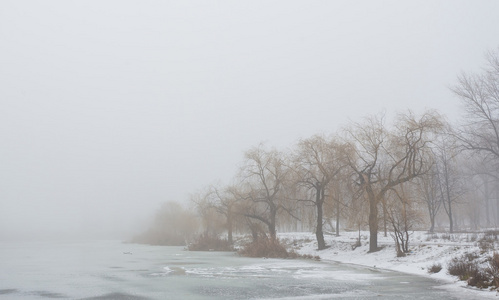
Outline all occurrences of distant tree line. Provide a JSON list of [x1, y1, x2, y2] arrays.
[[136, 47, 499, 256]]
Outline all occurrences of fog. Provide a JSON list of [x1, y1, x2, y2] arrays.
[[1, 0, 499, 240]]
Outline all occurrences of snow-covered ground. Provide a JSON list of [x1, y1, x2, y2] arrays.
[[277, 230, 499, 299]]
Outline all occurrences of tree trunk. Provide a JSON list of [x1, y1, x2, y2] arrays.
[[316, 186, 326, 250], [429, 217, 435, 233], [249, 221, 259, 242], [382, 199, 387, 237], [368, 198, 379, 252], [428, 199, 436, 233], [395, 241, 404, 257], [335, 198, 340, 237], [358, 224, 361, 243], [443, 168, 454, 233], [496, 185, 499, 228], [403, 224, 409, 253], [269, 211, 277, 240], [485, 180, 490, 227], [227, 209, 233, 245], [448, 201, 454, 233], [402, 195, 408, 252]]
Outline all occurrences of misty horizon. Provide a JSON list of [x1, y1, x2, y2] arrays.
[[2, 0, 499, 240]]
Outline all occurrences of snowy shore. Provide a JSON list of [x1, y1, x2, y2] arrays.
[[277, 231, 499, 299]]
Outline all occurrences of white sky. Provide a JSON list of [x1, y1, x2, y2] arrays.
[[1, 0, 499, 239]]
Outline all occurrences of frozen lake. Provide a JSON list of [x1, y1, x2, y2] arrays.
[[0, 240, 465, 299]]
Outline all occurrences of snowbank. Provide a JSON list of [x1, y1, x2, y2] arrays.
[[278, 231, 499, 299]]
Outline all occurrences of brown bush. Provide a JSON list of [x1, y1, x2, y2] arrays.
[[188, 234, 233, 251], [486, 252, 499, 288], [238, 238, 299, 258], [448, 251, 499, 289], [447, 253, 480, 281], [467, 269, 491, 289], [427, 263, 442, 274], [300, 254, 321, 261], [478, 237, 495, 253]]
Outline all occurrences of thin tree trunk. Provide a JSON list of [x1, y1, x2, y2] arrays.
[[403, 201, 409, 252], [358, 224, 361, 244], [382, 199, 387, 237], [485, 180, 490, 227], [269, 211, 277, 240], [496, 185, 499, 229], [335, 197, 340, 236], [248, 220, 259, 242], [448, 201, 454, 233], [227, 209, 233, 245], [444, 167, 454, 233], [316, 185, 326, 250]]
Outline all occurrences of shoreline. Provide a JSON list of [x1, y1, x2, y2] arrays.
[[277, 231, 499, 299]]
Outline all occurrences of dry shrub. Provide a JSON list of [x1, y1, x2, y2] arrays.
[[486, 252, 499, 288], [448, 252, 499, 289], [238, 238, 298, 258], [478, 237, 495, 253], [464, 252, 479, 261], [428, 263, 442, 274], [300, 254, 321, 261], [188, 234, 233, 251], [447, 253, 480, 281], [467, 269, 491, 289]]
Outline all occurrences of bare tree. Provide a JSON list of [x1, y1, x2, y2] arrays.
[[191, 190, 225, 238], [344, 111, 442, 252], [466, 153, 499, 228], [452, 47, 499, 167], [433, 135, 465, 233], [292, 135, 345, 250], [204, 184, 242, 245], [386, 184, 422, 257], [415, 163, 441, 233], [325, 174, 352, 237], [239, 145, 294, 240], [452, 47, 499, 230], [346, 186, 369, 248]]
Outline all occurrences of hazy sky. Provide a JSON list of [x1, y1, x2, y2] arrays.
[[1, 1, 499, 239]]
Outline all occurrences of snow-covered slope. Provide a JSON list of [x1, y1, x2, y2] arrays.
[[278, 231, 499, 299]]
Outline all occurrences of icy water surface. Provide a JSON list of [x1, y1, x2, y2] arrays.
[[0, 240, 468, 299]]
